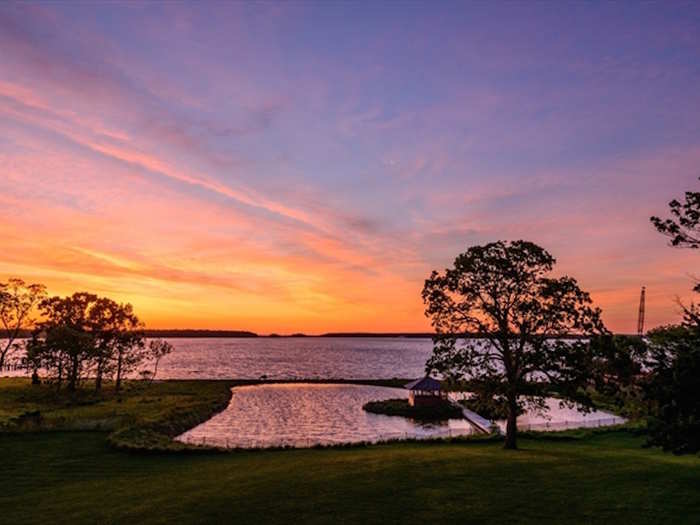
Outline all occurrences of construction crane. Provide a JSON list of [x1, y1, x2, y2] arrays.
[[637, 286, 646, 336]]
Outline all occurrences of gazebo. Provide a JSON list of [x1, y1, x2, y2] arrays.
[[404, 376, 447, 407]]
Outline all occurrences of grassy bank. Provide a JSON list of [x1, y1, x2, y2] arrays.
[[0, 430, 698, 524], [0, 378, 235, 451]]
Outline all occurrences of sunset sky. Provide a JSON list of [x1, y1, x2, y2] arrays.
[[1, 2, 699, 334]]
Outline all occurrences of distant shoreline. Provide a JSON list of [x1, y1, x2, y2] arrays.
[[143, 331, 437, 338], [2, 329, 631, 339]]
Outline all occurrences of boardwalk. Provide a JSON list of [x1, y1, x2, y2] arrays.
[[459, 406, 496, 434], [446, 393, 495, 434]]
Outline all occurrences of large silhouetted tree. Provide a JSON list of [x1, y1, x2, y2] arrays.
[[646, 178, 700, 453], [0, 278, 46, 371], [422, 240, 606, 449]]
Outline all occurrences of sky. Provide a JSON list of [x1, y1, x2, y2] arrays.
[[1, 1, 699, 334]]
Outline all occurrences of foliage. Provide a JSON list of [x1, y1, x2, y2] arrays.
[[422, 240, 606, 449], [588, 334, 648, 418], [0, 278, 46, 370], [362, 398, 463, 421], [26, 292, 145, 392], [460, 392, 511, 421], [650, 177, 700, 252], [646, 179, 700, 453], [643, 324, 700, 454]]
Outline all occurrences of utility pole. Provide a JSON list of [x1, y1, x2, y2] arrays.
[[637, 286, 646, 336]]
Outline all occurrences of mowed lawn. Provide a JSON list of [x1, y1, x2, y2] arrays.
[[1, 431, 699, 524]]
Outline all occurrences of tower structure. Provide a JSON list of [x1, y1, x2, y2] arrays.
[[637, 286, 646, 336]]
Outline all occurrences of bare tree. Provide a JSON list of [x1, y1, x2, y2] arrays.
[[144, 339, 173, 382]]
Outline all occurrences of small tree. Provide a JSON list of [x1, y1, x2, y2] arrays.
[[0, 278, 46, 371], [144, 339, 173, 382], [423, 241, 606, 449], [112, 309, 145, 392], [87, 299, 144, 392]]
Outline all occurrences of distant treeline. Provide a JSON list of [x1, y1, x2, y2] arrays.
[[2, 329, 604, 339], [319, 332, 435, 338], [143, 329, 258, 338], [321, 332, 600, 339]]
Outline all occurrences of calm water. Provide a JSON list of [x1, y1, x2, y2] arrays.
[[178, 384, 625, 449], [176, 383, 477, 448], [0, 337, 433, 379], [155, 337, 434, 379]]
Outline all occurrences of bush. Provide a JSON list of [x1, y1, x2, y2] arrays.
[[644, 325, 700, 454], [460, 395, 510, 421], [362, 398, 463, 421]]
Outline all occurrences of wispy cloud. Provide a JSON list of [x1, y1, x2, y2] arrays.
[[1, 2, 699, 332]]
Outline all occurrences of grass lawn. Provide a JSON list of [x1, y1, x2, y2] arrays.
[[1, 431, 699, 524], [1, 378, 699, 524]]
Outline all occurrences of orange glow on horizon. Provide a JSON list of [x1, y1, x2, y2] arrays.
[[2, 4, 699, 334]]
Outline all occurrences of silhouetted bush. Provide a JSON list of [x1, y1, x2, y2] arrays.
[[362, 398, 462, 421]]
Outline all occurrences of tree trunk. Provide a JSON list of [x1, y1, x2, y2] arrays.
[[150, 359, 159, 383], [115, 352, 123, 392], [0, 339, 14, 372], [56, 363, 63, 391], [68, 356, 79, 392], [504, 393, 518, 450], [95, 361, 103, 391]]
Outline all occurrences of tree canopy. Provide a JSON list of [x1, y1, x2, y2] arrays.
[[28, 292, 146, 392], [651, 177, 700, 250], [422, 240, 606, 449]]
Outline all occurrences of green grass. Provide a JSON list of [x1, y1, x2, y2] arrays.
[[0, 377, 235, 450], [1, 378, 699, 524], [0, 431, 698, 524]]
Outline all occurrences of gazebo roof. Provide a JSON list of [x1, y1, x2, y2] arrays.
[[404, 376, 441, 391]]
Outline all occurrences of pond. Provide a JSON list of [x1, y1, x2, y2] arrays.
[[176, 383, 477, 448]]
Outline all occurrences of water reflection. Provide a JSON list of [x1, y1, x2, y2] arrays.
[[176, 383, 477, 448]]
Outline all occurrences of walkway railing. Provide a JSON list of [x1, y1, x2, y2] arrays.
[[515, 416, 626, 432], [181, 427, 482, 449]]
